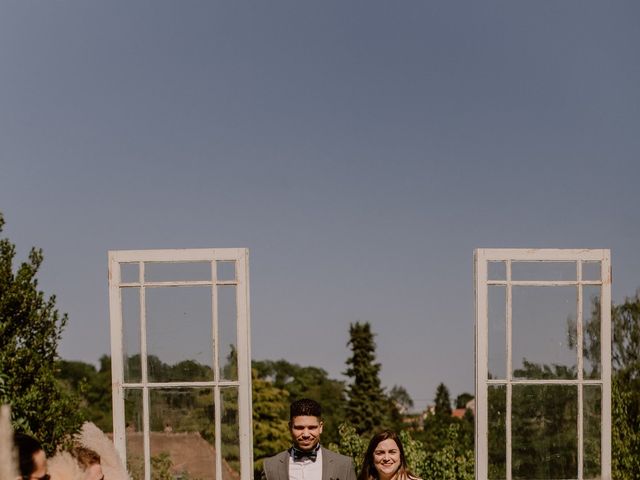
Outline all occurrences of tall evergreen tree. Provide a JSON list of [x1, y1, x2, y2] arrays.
[[344, 322, 389, 434], [0, 213, 82, 452], [434, 382, 452, 416]]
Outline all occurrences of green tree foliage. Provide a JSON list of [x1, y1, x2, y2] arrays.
[[574, 291, 640, 480], [610, 293, 640, 480], [455, 392, 473, 410], [416, 383, 473, 457], [253, 358, 347, 444], [434, 383, 452, 416], [252, 369, 291, 474], [389, 385, 414, 414], [344, 322, 394, 434], [56, 356, 112, 431], [0, 213, 82, 452], [331, 422, 473, 480]]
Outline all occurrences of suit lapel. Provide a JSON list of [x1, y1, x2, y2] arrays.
[[277, 450, 289, 480], [321, 447, 333, 480]]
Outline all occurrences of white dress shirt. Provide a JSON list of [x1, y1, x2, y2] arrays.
[[288, 447, 323, 480]]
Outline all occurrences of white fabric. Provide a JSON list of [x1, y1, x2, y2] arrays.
[[288, 447, 322, 480]]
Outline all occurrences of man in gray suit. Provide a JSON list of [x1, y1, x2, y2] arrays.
[[261, 398, 356, 480]]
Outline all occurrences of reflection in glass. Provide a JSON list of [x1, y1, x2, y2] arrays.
[[488, 261, 506, 281], [217, 261, 236, 282], [512, 286, 577, 379], [488, 385, 506, 480], [581, 261, 601, 282], [584, 386, 602, 479], [488, 286, 506, 379], [149, 388, 215, 480], [221, 387, 241, 477], [146, 286, 214, 382], [512, 262, 576, 281], [512, 385, 577, 479], [124, 389, 144, 480], [145, 262, 211, 282], [582, 286, 601, 379], [122, 287, 141, 383], [218, 286, 238, 381], [121, 263, 139, 283]]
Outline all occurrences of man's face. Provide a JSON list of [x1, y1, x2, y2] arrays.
[[289, 415, 323, 452], [31, 450, 47, 480]]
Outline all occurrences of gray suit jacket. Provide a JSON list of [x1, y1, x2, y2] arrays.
[[261, 447, 356, 480]]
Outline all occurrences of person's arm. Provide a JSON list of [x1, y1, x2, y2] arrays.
[[344, 457, 357, 480]]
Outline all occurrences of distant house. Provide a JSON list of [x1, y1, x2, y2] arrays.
[[451, 408, 466, 419], [421, 397, 475, 421], [452, 398, 475, 419]]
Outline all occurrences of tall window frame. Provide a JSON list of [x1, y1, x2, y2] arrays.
[[108, 248, 253, 480], [474, 248, 611, 480]]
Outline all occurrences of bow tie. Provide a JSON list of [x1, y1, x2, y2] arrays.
[[290, 446, 319, 462]]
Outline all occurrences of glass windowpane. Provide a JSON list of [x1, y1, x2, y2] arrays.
[[488, 286, 506, 380], [512, 261, 576, 281], [221, 387, 241, 479], [146, 286, 214, 382], [488, 385, 506, 480], [582, 286, 601, 379], [145, 262, 211, 282], [512, 286, 577, 379], [217, 261, 236, 282], [583, 386, 602, 479], [488, 261, 506, 281], [512, 385, 577, 479], [149, 388, 215, 480], [124, 389, 144, 480], [122, 287, 141, 383], [581, 261, 601, 282], [121, 263, 139, 283], [218, 286, 238, 381]]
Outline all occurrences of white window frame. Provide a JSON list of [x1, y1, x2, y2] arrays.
[[108, 248, 253, 480], [474, 248, 611, 480]]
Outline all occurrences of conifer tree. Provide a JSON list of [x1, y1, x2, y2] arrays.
[[434, 382, 452, 416], [344, 322, 390, 434], [0, 213, 82, 452]]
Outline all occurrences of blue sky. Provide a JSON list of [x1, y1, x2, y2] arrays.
[[1, 2, 639, 411]]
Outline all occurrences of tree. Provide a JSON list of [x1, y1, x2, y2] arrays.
[[55, 357, 112, 432], [0, 213, 82, 452], [434, 383, 452, 416], [252, 359, 347, 444], [251, 369, 291, 476], [344, 322, 393, 434], [573, 291, 640, 480], [389, 385, 414, 414], [418, 383, 473, 455], [455, 393, 473, 410]]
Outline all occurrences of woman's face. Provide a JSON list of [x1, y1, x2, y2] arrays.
[[373, 438, 401, 480], [83, 463, 103, 480]]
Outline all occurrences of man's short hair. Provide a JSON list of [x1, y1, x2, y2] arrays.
[[71, 445, 101, 468], [14, 433, 43, 478], [289, 398, 322, 420]]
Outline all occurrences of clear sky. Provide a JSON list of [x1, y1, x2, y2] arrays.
[[1, 2, 639, 412]]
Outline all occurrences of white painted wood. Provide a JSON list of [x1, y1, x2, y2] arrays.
[[474, 251, 488, 480], [577, 262, 584, 480], [505, 260, 512, 480], [601, 251, 612, 480], [108, 253, 127, 464], [487, 280, 603, 286], [476, 248, 605, 261], [475, 248, 611, 480], [119, 280, 238, 288], [108, 248, 253, 480], [236, 250, 253, 477]]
